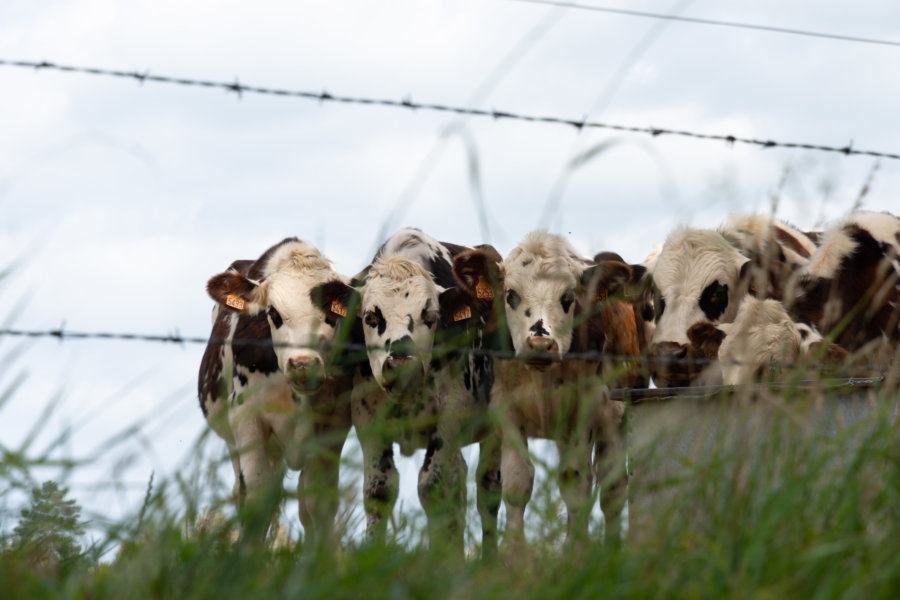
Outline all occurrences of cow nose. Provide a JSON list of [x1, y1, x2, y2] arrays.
[[526, 336, 558, 354], [651, 342, 688, 360], [287, 356, 321, 371], [384, 354, 413, 370]]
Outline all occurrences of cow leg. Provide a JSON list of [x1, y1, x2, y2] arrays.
[[595, 404, 628, 545], [476, 436, 502, 560], [500, 426, 534, 544], [418, 434, 467, 555], [556, 436, 593, 543], [231, 412, 279, 540], [298, 434, 345, 550]]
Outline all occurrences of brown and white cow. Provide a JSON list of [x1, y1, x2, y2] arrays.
[[787, 210, 900, 363], [687, 296, 848, 385], [649, 215, 817, 387], [322, 228, 501, 557], [198, 238, 354, 545], [453, 231, 635, 545]]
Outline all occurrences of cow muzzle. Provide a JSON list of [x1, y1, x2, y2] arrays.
[[380, 354, 425, 401], [523, 335, 559, 370], [286, 355, 326, 394]]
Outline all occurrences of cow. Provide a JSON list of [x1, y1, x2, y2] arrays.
[[198, 238, 355, 546], [321, 228, 502, 557], [686, 296, 849, 385], [649, 214, 818, 387], [787, 210, 900, 364], [452, 231, 635, 545]]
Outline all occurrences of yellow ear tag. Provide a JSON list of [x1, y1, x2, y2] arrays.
[[453, 305, 472, 322], [475, 277, 494, 299], [330, 299, 348, 317], [225, 294, 245, 310]]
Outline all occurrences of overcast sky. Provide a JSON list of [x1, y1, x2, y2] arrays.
[[2, 0, 899, 544]]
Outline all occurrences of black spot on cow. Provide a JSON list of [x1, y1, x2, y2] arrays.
[[237, 372, 249, 387], [506, 289, 522, 310], [530, 320, 550, 337], [407, 315, 415, 333], [464, 369, 472, 390], [378, 447, 394, 472], [232, 313, 279, 377], [560, 290, 575, 313], [365, 306, 387, 336], [699, 281, 729, 321], [267, 306, 283, 329]]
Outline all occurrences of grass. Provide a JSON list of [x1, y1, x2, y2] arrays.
[[1, 371, 898, 599]]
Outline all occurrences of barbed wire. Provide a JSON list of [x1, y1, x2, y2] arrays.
[[1, 327, 893, 381], [2, 59, 899, 161], [510, 0, 900, 49]]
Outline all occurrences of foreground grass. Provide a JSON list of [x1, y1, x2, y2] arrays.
[[2, 387, 899, 600]]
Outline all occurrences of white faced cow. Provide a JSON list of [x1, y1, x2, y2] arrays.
[[649, 215, 817, 387], [337, 228, 501, 557], [198, 238, 354, 546], [788, 210, 900, 364], [454, 231, 633, 545]]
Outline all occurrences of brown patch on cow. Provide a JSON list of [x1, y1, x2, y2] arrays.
[[207, 271, 258, 312], [687, 321, 726, 360], [198, 308, 235, 416]]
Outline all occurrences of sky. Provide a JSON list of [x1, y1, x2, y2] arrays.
[[1, 0, 899, 546]]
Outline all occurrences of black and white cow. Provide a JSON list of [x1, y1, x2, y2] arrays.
[[453, 231, 633, 545], [649, 215, 817, 387], [198, 238, 354, 545], [787, 210, 900, 362], [326, 228, 501, 556]]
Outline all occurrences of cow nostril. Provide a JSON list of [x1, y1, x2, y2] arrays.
[[288, 357, 320, 370]]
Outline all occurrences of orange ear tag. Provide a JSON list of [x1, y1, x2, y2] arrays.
[[225, 294, 245, 310], [330, 300, 348, 317], [475, 277, 494, 299], [453, 306, 472, 322]]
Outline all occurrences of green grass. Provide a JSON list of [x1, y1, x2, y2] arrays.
[[2, 366, 899, 599]]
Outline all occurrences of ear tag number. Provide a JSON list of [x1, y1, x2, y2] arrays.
[[453, 306, 472, 322], [225, 294, 245, 310], [330, 300, 348, 317], [475, 278, 494, 299]]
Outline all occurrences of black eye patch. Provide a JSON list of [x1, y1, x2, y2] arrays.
[[267, 306, 283, 329], [365, 306, 387, 336], [560, 290, 575, 313], [506, 289, 521, 310], [699, 281, 729, 321]]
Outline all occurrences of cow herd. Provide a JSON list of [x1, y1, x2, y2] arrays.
[[197, 210, 900, 554]]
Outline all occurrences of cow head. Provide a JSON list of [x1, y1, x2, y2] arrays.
[[206, 239, 353, 394], [497, 232, 590, 368], [356, 255, 449, 400], [649, 227, 752, 387]]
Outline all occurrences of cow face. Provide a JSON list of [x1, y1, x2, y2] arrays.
[[206, 240, 351, 394], [501, 232, 588, 368], [358, 256, 443, 399], [649, 228, 750, 387]]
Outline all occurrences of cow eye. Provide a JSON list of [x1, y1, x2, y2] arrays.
[[560, 290, 575, 313], [422, 312, 437, 329], [505, 289, 522, 310], [267, 306, 284, 329], [364, 311, 379, 328]]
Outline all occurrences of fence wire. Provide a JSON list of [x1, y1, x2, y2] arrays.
[[2, 59, 898, 160]]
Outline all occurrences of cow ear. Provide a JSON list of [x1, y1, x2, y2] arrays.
[[738, 257, 760, 297], [453, 248, 502, 302], [687, 321, 727, 360], [207, 270, 265, 315], [438, 287, 474, 327], [310, 280, 360, 321], [581, 259, 633, 301]]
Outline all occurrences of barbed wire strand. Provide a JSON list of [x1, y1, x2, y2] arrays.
[[2, 59, 898, 161], [509, 0, 900, 49], [0, 327, 893, 388]]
